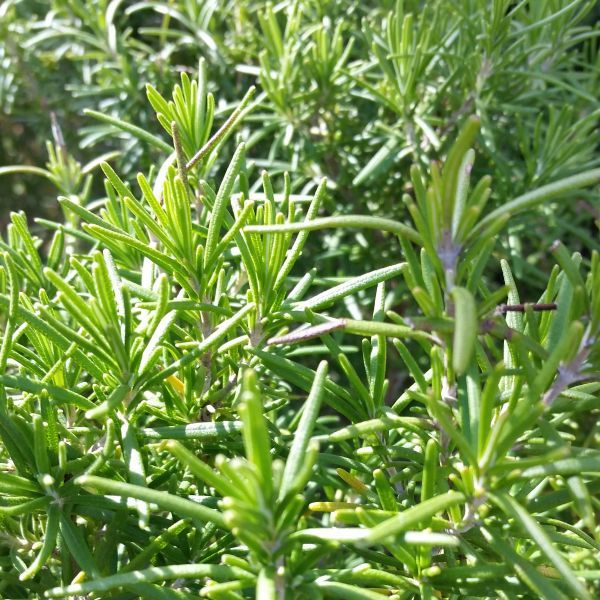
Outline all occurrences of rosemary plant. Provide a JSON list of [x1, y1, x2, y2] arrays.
[[1, 1, 600, 599]]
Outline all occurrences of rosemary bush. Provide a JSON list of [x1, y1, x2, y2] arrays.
[[1, 1, 600, 599], [2, 1, 598, 239]]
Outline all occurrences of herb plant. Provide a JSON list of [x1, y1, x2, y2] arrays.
[[1, 1, 600, 599]]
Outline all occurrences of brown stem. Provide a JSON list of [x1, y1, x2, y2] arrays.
[[497, 302, 557, 314]]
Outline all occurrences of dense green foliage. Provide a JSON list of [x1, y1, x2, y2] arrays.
[[1, 1, 600, 598]]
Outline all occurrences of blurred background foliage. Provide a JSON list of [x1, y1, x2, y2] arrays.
[[1, 0, 599, 282]]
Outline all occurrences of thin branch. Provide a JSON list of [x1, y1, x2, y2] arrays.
[[496, 302, 557, 314]]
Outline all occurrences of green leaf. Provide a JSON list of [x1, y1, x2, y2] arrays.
[[273, 179, 326, 291], [473, 169, 600, 237], [204, 143, 245, 268], [138, 311, 178, 376], [315, 581, 389, 599], [366, 491, 465, 543], [245, 215, 422, 244], [256, 567, 277, 600], [84, 109, 173, 152], [59, 512, 101, 578], [342, 318, 434, 343], [280, 360, 328, 498], [84, 224, 184, 276], [19, 504, 60, 581], [296, 263, 405, 311], [44, 563, 252, 598], [328, 413, 430, 443], [238, 369, 273, 500], [141, 421, 243, 440], [75, 475, 226, 529], [0, 375, 94, 410], [450, 287, 477, 375], [120, 415, 150, 529]]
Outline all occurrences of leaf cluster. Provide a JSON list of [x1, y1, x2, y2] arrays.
[[0, 2, 599, 599]]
